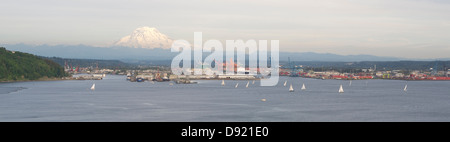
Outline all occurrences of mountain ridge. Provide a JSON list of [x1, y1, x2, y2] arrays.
[[3, 44, 449, 62]]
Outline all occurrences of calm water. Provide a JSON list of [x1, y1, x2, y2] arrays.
[[1, 75, 450, 122]]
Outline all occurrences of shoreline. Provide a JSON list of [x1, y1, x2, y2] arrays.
[[0, 77, 74, 83], [283, 76, 450, 81], [302, 78, 450, 81]]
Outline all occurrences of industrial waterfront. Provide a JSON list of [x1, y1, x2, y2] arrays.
[[1, 75, 450, 122]]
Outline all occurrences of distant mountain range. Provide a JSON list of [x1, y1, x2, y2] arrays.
[[2, 44, 178, 61], [3, 45, 447, 71], [2, 44, 449, 63], [2, 27, 448, 62], [278, 52, 404, 61]]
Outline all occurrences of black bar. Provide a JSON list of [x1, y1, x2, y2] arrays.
[[0, 122, 447, 141]]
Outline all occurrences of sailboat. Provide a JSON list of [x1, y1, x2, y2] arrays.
[[235, 83, 239, 88], [338, 85, 344, 93], [301, 83, 306, 90], [349, 80, 352, 86], [404, 84, 408, 92], [90, 83, 95, 91], [284, 80, 287, 87], [246, 81, 249, 88], [221, 80, 225, 86], [289, 84, 294, 92]]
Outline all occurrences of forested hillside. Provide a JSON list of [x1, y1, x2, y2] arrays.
[[0, 47, 68, 81]]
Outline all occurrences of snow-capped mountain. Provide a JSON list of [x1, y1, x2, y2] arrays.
[[115, 27, 173, 49]]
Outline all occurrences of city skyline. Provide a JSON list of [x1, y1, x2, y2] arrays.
[[1, 0, 450, 59]]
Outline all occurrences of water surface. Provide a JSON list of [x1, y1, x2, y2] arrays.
[[1, 75, 449, 122]]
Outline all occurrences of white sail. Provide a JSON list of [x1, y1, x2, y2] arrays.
[[404, 84, 408, 92], [235, 83, 239, 88], [289, 84, 294, 92], [284, 80, 287, 87], [349, 80, 352, 86], [246, 81, 249, 88], [301, 83, 306, 90], [90, 83, 95, 91], [339, 85, 344, 93], [221, 80, 225, 86], [252, 80, 255, 84]]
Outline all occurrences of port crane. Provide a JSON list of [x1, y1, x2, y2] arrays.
[[280, 57, 303, 77], [431, 61, 439, 76]]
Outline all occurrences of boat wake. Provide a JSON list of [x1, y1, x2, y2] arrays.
[[0, 87, 27, 94]]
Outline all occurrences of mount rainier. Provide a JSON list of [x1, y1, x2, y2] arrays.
[[115, 27, 173, 49]]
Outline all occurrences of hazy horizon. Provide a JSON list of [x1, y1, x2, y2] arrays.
[[1, 0, 450, 59]]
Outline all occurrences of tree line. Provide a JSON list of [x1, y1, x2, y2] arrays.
[[0, 47, 68, 81]]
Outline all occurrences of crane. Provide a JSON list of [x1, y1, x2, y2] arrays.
[[280, 57, 303, 77]]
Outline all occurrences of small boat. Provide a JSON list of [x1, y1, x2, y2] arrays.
[[246, 81, 249, 88], [90, 83, 95, 91], [349, 80, 352, 86], [284, 80, 287, 87], [289, 84, 294, 92], [404, 84, 408, 92], [252, 80, 255, 84], [338, 85, 344, 93], [235, 83, 239, 88], [261, 99, 267, 102], [169, 83, 174, 86], [301, 83, 306, 91], [221, 80, 225, 86]]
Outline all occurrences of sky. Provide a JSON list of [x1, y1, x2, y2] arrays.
[[1, 0, 450, 59]]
